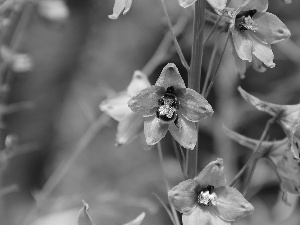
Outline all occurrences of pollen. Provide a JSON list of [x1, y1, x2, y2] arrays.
[[158, 105, 176, 118], [198, 190, 217, 206]]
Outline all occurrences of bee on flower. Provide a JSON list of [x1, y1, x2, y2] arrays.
[[168, 159, 254, 225], [128, 63, 213, 149]]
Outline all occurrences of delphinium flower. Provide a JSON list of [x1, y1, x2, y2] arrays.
[[227, 0, 291, 68], [108, 0, 132, 19], [168, 158, 254, 225], [128, 63, 213, 149], [223, 126, 300, 202], [100, 71, 150, 146], [238, 87, 300, 161], [179, 0, 227, 10]]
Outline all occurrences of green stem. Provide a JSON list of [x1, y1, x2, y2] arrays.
[[229, 118, 275, 187]]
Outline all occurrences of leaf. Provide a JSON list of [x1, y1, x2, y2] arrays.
[[124, 212, 146, 225], [78, 200, 95, 225]]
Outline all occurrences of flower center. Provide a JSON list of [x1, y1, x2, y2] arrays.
[[156, 86, 179, 122], [198, 185, 217, 206], [235, 9, 258, 32]]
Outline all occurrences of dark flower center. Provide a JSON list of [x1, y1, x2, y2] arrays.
[[197, 185, 217, 206], [156, 86, 179, 123], [235, 9, 258, 32]]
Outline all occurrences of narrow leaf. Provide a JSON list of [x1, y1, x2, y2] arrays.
[[124, 212, 146, 225], [78, 200, 95, 225]]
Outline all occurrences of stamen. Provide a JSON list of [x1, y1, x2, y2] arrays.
[[156, 87, 179, 122], [235, 9, 258, 32], [198, 185, 217, 206]]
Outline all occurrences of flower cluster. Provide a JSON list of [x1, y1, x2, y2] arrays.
[[168, 159, 254, 225], [128, 63, 213, 149]]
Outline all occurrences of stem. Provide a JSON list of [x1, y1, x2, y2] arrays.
[[203, 15, 222, 45], [157, 142, 181, 225], [243, 158, 258, 196], [229, 118, 275, 187], [204, 30, 230, 98], [172, 138, 186, 179], [202, 34, 219, 95], [187, 0, 206, 179], [160, 0, 189, 71]]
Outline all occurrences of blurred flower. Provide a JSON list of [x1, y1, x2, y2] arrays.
[[281, 0, 292, 3], [168, 159, 254, 225], [38, 0, 69, 22], [238, 87, 300, 161], [128, 63, 213, 149], [100, 71, 150, 146], [179, 0, 227, 11], [78, 200, 95, 225], [0, 46, 33, 72], [108, 0, 132, 19], [223, 126, 300, 202], [228, 0, 291, 68], [124, 212, 145, 225]]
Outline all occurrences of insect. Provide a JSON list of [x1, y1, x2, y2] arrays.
[[236, 9, 257, 32], [156, 86, 180, 127]]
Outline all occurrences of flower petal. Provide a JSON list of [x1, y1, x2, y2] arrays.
[[238, 0, 268, 13], [207, 0, 227, 11], [183, 207, 231, 225], [108, 0, 132, 19], [155, 63, 186, 89], [144, 115, 168, 145], [248, 33, 275, 68], [100, 92, 132, 121], [213, 186, 254, 222], [252, 12, 291, 45], [128, 86, 165, 117], [194, 158, 227, 188], [127, 71, 151, 97], [238, 86, 285, 117], [116, 112, 144, 146], [252, 56, 266, 73], [231, 28, 253, 62], [168, 179, 198, 214], [178, 88, 214, 122], [169, 115, 197, 150], [178, 0, 196, 8]]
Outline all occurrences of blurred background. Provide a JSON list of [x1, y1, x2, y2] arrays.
[[0, 0, 300, 224]]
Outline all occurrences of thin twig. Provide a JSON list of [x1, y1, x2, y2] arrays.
[[243, 158, 258, 196], [203, 15, 222, 45], [160, 0, 190, 72], [172, 138, 186, 179]]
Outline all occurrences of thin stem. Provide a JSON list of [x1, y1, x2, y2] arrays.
[[142, 16, 188, 76], [160, 0, 189, 72], [157, 143, 181, 225], [172, 138, 186, 179], [229, 117, 275, 187], [153, 193, 176, 225], [243, 158, 258, 196], [204, 30, 230, 98], [203, 15, 222, 45], [202, 34, 219, 95]]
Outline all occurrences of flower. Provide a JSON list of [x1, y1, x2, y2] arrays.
[[168, 159, 254, 225], [228, 0, 291, 68], [100, 70, 150, 146], [128, 63, 213, 149], [179, 0, 227, 11], [223, 126, 300, 202], [238, 86, 300, 161], [108, 0, 132, 19]]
